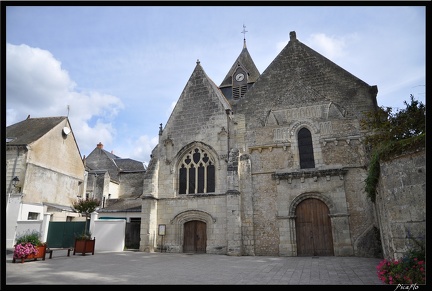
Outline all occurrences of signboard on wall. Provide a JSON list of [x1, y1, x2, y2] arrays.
[[158, 224, 166, 236]]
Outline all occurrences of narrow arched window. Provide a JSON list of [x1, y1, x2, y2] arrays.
[[179, 147, 215, 194], [298, 128, 315, 169]]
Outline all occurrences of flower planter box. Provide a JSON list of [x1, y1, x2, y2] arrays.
[[73, 238, 95, 256], [13, 245, 47, 263]]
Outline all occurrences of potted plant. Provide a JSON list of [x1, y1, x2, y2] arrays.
[[73, 231, 96, 256], [12, 230, 47, 263], [71, 197, 100, 256]]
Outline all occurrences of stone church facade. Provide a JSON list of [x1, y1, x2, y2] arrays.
[[139, 31, 381, 257]]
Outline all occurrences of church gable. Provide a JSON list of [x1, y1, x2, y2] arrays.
[[163, 60, 231, 145], [238, 31, 377, 118]]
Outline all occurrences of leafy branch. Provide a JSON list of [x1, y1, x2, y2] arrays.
[[360, 94, 425, 202]]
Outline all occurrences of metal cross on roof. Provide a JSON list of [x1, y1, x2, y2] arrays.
[[242, 24, 248, 40]]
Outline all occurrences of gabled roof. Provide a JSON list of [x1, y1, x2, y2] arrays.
[[239, 31, 377, 111], [116, 158, 146, 172], [104, 150, 121, 160], [6, 116, 68, 146], [163, 60, 231, 129], [85, 146, 145, 182], [99, 198, 142, 212], [220, 39, 260, 88]]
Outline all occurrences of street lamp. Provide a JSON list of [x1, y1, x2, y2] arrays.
[[12, 176, 19, 188]]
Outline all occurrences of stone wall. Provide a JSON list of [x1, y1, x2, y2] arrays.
[[150, 194, 232, 255], [375, 149, 426, 260]]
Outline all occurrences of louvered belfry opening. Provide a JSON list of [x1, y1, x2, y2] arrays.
[[233, 84, 248, 100]]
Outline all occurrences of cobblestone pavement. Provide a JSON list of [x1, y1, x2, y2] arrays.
[[5, 250, 386, 285]]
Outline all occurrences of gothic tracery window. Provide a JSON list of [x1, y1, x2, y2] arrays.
[[179, 147, 215, 194]]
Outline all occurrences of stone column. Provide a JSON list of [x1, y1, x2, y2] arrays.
[[140, 196, 158, 252], [226, 190, 241, 256], [238, 153, 255, 256]]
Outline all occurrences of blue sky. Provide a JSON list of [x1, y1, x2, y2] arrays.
[[5, 5, 426, 166]]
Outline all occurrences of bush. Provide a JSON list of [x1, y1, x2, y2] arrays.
[[361, 95, 426, 202], [376, 234, 426, 284], [377, 257, 425, 285], [74, 231, 92, 240], [13, 230, 45, 259], [15, 230, 43, 246]]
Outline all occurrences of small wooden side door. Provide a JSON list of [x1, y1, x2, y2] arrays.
[[183, 220, 206, 253]]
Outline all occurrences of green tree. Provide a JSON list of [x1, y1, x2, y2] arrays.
[[361, 94, 425, 151], [360, 94, 425, 202], [72, 198, 101, 239]]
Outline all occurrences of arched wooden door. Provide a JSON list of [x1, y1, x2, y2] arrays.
[[295, 198, 334, 256], [183, 220, 207, 253]]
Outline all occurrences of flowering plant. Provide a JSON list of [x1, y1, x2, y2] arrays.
[[13, 242, 39, 259], [376, 257, 425, 284], [13, 230, 45, 259], [376, 233, 426, 284]]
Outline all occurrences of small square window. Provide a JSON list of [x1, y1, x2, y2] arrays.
[[28, 212, 39, 220]]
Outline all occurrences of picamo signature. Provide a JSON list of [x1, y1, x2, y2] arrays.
[[394, 283, 419, 291]]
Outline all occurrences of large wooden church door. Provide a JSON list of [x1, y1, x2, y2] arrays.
[[295, 198, 334, 256], [183, 220, 207, 253]]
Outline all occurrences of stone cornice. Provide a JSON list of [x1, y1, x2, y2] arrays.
[[272, 168, 348, 183]]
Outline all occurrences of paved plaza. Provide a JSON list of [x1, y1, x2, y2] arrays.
[[5, 249, 386, 285]]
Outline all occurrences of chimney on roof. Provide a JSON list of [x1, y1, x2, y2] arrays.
[[27, 115, 30, 119], [290, 31, 296, 41], [97, 142, 103, 149]]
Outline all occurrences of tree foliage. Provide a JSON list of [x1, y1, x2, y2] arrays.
[[360, 94, 425, 202], [361, 94, 425, 159], [72, 197, 101, 215], [72, 198, 100, 240]]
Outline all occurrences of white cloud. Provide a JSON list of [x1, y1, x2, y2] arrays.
[[306, 33, 351, 61], [6, 43, 125, 159], [119, 135, 159, 167]]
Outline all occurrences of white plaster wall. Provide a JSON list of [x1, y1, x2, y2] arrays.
[[92, 219, 126, 251]]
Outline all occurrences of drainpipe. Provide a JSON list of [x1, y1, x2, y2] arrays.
[[225, 109, 231, 161]]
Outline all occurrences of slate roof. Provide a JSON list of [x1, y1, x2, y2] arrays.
[[85, 147, 145, 182], [116, 158, 146, 172], [6, 116, 68, 146], [163, 60, 231, 129], [239, 31, 377, 112], [219, 39, 260, 88], [98, 198, 142, 212]]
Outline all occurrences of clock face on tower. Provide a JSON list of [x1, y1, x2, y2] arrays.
[[235, 73, 245, 81]]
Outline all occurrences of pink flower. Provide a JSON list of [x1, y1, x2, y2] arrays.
[[13, 242, 38, 259]]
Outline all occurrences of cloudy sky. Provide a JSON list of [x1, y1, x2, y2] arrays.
[[5, 5, 426, 166]]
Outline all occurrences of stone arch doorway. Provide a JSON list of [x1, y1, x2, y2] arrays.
[[183, 220, 207, 253], [295, 198, 334, 256]]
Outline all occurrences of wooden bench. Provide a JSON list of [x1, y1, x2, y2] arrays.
[[46, 248, 74, 259]]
